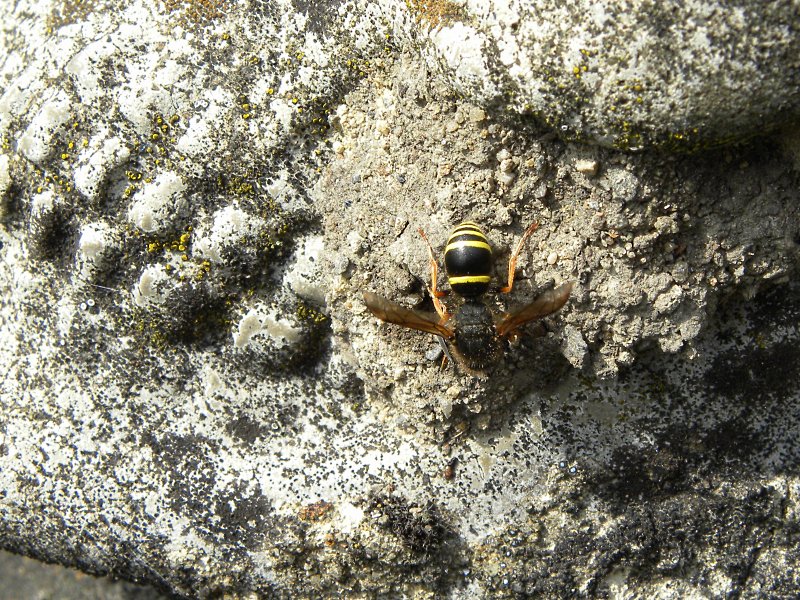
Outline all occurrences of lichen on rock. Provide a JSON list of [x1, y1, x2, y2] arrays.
[[0, 0, 799, 598]]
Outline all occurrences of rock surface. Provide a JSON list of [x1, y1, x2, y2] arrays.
[[1, 0, 799, 598], [320, 53, 799, 436], [411, 0, 800, 149], [0, 548, 165, 600]]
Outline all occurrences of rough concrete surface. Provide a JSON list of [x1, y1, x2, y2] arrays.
[[411, 0, 800, 149], [320, 54, 799, 437], [0, 0, 799, 598], [0, 548, 166, 600]]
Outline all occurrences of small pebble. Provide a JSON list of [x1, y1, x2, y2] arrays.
[[575, 159, 599, 176], [499, 158, 516, 173], [333, 254, 350, 274], [546, 252, 559, 265], [446, 385, 462, 398], [468, 107, 486, 122], [346, 231, 365, 254], [375, 119, 390, 135], [498, 171, 516, 186]]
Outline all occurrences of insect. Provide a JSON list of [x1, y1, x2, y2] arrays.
[[363, 220, 573, 375]]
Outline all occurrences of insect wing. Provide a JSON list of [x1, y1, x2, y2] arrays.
[[363, 292, 453, 339], [496, 282, 573, 337]]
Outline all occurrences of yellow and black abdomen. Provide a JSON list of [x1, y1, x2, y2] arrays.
[[444, 221, 492, 297]]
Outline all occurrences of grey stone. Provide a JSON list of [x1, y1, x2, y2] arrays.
[[1, 1, 800, 598], [0, 549, 165, 600], [412, 0, 800, 149]]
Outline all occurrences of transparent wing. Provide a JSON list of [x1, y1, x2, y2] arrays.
[[363, 291, 454, 339], [496, 282, 574, 337]]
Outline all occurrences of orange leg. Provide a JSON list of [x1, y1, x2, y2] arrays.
[[418, 228, 450, 321], [500, 221, 539, 293]]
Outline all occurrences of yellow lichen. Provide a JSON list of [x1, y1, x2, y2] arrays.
[[406, 0, 463, 30], [47, 0, 100, 30], [160, 0, 229, 23]]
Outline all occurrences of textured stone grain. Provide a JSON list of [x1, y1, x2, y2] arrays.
[[0, 1, 799, 598]]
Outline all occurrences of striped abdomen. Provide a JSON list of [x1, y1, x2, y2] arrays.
[[444, 221, 492, 297]]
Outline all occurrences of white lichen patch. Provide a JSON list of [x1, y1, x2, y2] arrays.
[[75, 221, 114, 280], [175, 88, 234, 166], [65, 38, 119, 108], [30, 188, 57, 215], [233, 307, 301, 349], [132, 264, 173, 307], [193, 204, 264, 264], [335, 502, 365, 534], [73, 129, 131, 200], [0, 154, 10, 200], [269, 97, 295, 133], [17, 89, 72, 164], [128, 172, 187, 233], [430, 22, 492, 91], [283, 235, 325, 305]]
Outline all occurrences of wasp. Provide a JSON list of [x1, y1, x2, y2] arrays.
[[364, 221, 573, 375]]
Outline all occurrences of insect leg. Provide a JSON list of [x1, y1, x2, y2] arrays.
[[500, 221, 539, 294], [436, 335, 453, 370], [418, 227, 450, 320]]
